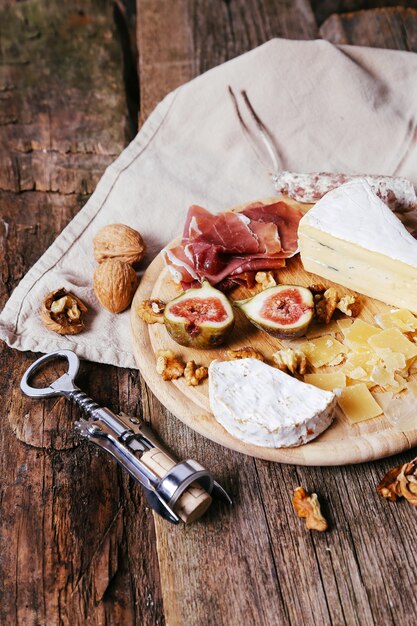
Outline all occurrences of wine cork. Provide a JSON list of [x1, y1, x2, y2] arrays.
[[140, 448, 212, 524]]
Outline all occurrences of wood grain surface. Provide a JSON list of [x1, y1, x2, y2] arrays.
[[1, 1, 417, 625], [320, 6, 417, 49], [130, 215, 417, 466]]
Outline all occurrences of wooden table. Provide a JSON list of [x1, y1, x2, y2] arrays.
[[1, 2, 416, 624]]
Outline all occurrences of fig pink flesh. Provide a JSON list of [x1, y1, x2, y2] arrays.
[[169, 297, 228, 325], [260, 288, 311, 326]]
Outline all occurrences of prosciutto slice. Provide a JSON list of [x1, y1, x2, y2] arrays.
[[162, 200, 302, 289]]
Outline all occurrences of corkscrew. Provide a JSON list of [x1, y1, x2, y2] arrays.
[[20, 350, 231, 524]]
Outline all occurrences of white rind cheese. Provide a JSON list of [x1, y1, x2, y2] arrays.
[[208, 359, 336, 448], [299, 180, 417, 312]]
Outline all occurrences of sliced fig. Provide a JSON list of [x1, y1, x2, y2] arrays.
[[235, 285, 314, 339], [164, 281, 234, 349]]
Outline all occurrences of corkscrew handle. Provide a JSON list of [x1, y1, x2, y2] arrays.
[[20, 349, 81, 398]]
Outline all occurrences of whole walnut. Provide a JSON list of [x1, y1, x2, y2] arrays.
[[93, 259, 138, 313], [93, 224, 146, 265]]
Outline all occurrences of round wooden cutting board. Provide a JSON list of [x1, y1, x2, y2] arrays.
[[130, 198, 417, 466]]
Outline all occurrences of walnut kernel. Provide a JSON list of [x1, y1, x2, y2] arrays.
[[184, 361, 208, 386], [293, 486, 328, 532], [377, 456, 417, 506], [137, 298, 165, 324], [309, 284, 326, 295], [41, 288, 87, 335], [255, 271, 276, 290], [315, 287, 338, 325], [272, 348, 307, 375], [337, 294, 361, 317], [226, 347, 265, 361], [156, 350, 185, 381]]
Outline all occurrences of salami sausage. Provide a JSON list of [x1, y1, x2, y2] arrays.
[[274, 172, 417, 213]]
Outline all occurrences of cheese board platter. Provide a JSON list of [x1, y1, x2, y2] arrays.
[[130, 190, 417, 466]]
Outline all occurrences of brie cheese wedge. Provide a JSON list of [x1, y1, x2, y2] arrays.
[[299, 179, 417, 312], [208, 358, 336, 448]]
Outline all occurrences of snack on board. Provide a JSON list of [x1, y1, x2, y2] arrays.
[[184, 361, 209, 386], [155, 350, 208, 386], [162, 201, 302, 290], [298, 179, 417, 312], [255, 271, 277, 290], [137, 178, 417, 456], [137, 298, 165, 324], [235, 285, 314, 339], [208, 358, 336, 448], [275, 171, 417, 212], [156, 350, 185, 380], [164, 281, 234, 349], [309, 285, 360, 324], [272, 348, 307, 375], [42, 288, 87, 335], [226, 347, 265, 361]]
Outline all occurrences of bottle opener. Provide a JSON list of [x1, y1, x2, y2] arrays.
[[20, 350, 231, 524]]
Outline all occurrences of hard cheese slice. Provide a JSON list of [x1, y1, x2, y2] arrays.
[[374, 308, 417, 332], [343, 319, 381, 351], [337, 383, 383, 424], [299, 180, 417, 312], [209, 358, 336, 448], [368, 328, 417, 360], [304, 372, 346, 391], [300, 335, 347, 367]]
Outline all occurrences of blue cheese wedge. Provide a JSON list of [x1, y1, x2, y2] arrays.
[[208, 358, 336, 448], [298, 179, 417, 312]]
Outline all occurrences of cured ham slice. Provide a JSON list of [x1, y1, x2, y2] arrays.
[[162, 200, 302, 289], [242, 202, 301, 253], [184, 206, 259, 254]]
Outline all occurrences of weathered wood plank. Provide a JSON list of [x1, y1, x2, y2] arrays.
[[0, 1, 128, 195], [312, 0, 417, 26], [255, 454, 417, 626], [137, 0, 195, 123], [320, 6, 417, 51], [0, 343, 165, 626], [191, 0, 318, 74], [0, 1, 164, 624], [137, 0, 318, 121]]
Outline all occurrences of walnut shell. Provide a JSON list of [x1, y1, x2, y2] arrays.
[[93, 259, 138, 313], [41, 288, 88, 335], [93, 223, 146, 265]]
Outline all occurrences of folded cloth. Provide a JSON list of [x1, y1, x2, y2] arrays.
[[1, 38, 417, 369]]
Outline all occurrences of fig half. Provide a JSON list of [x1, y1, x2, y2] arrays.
[[164, 281, 234, 349], [235, 285, 314, 339]]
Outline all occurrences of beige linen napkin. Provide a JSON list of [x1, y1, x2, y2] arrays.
[[1, 38, 417, 369]]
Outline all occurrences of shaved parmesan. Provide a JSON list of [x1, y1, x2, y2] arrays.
[[304, 372, 346, 391], [337, 384, 383, 424], [343, 319, 381, 351], [368, 328, 417, 360], [300, 336, 347, 368], [374, 308, 417, 332]]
